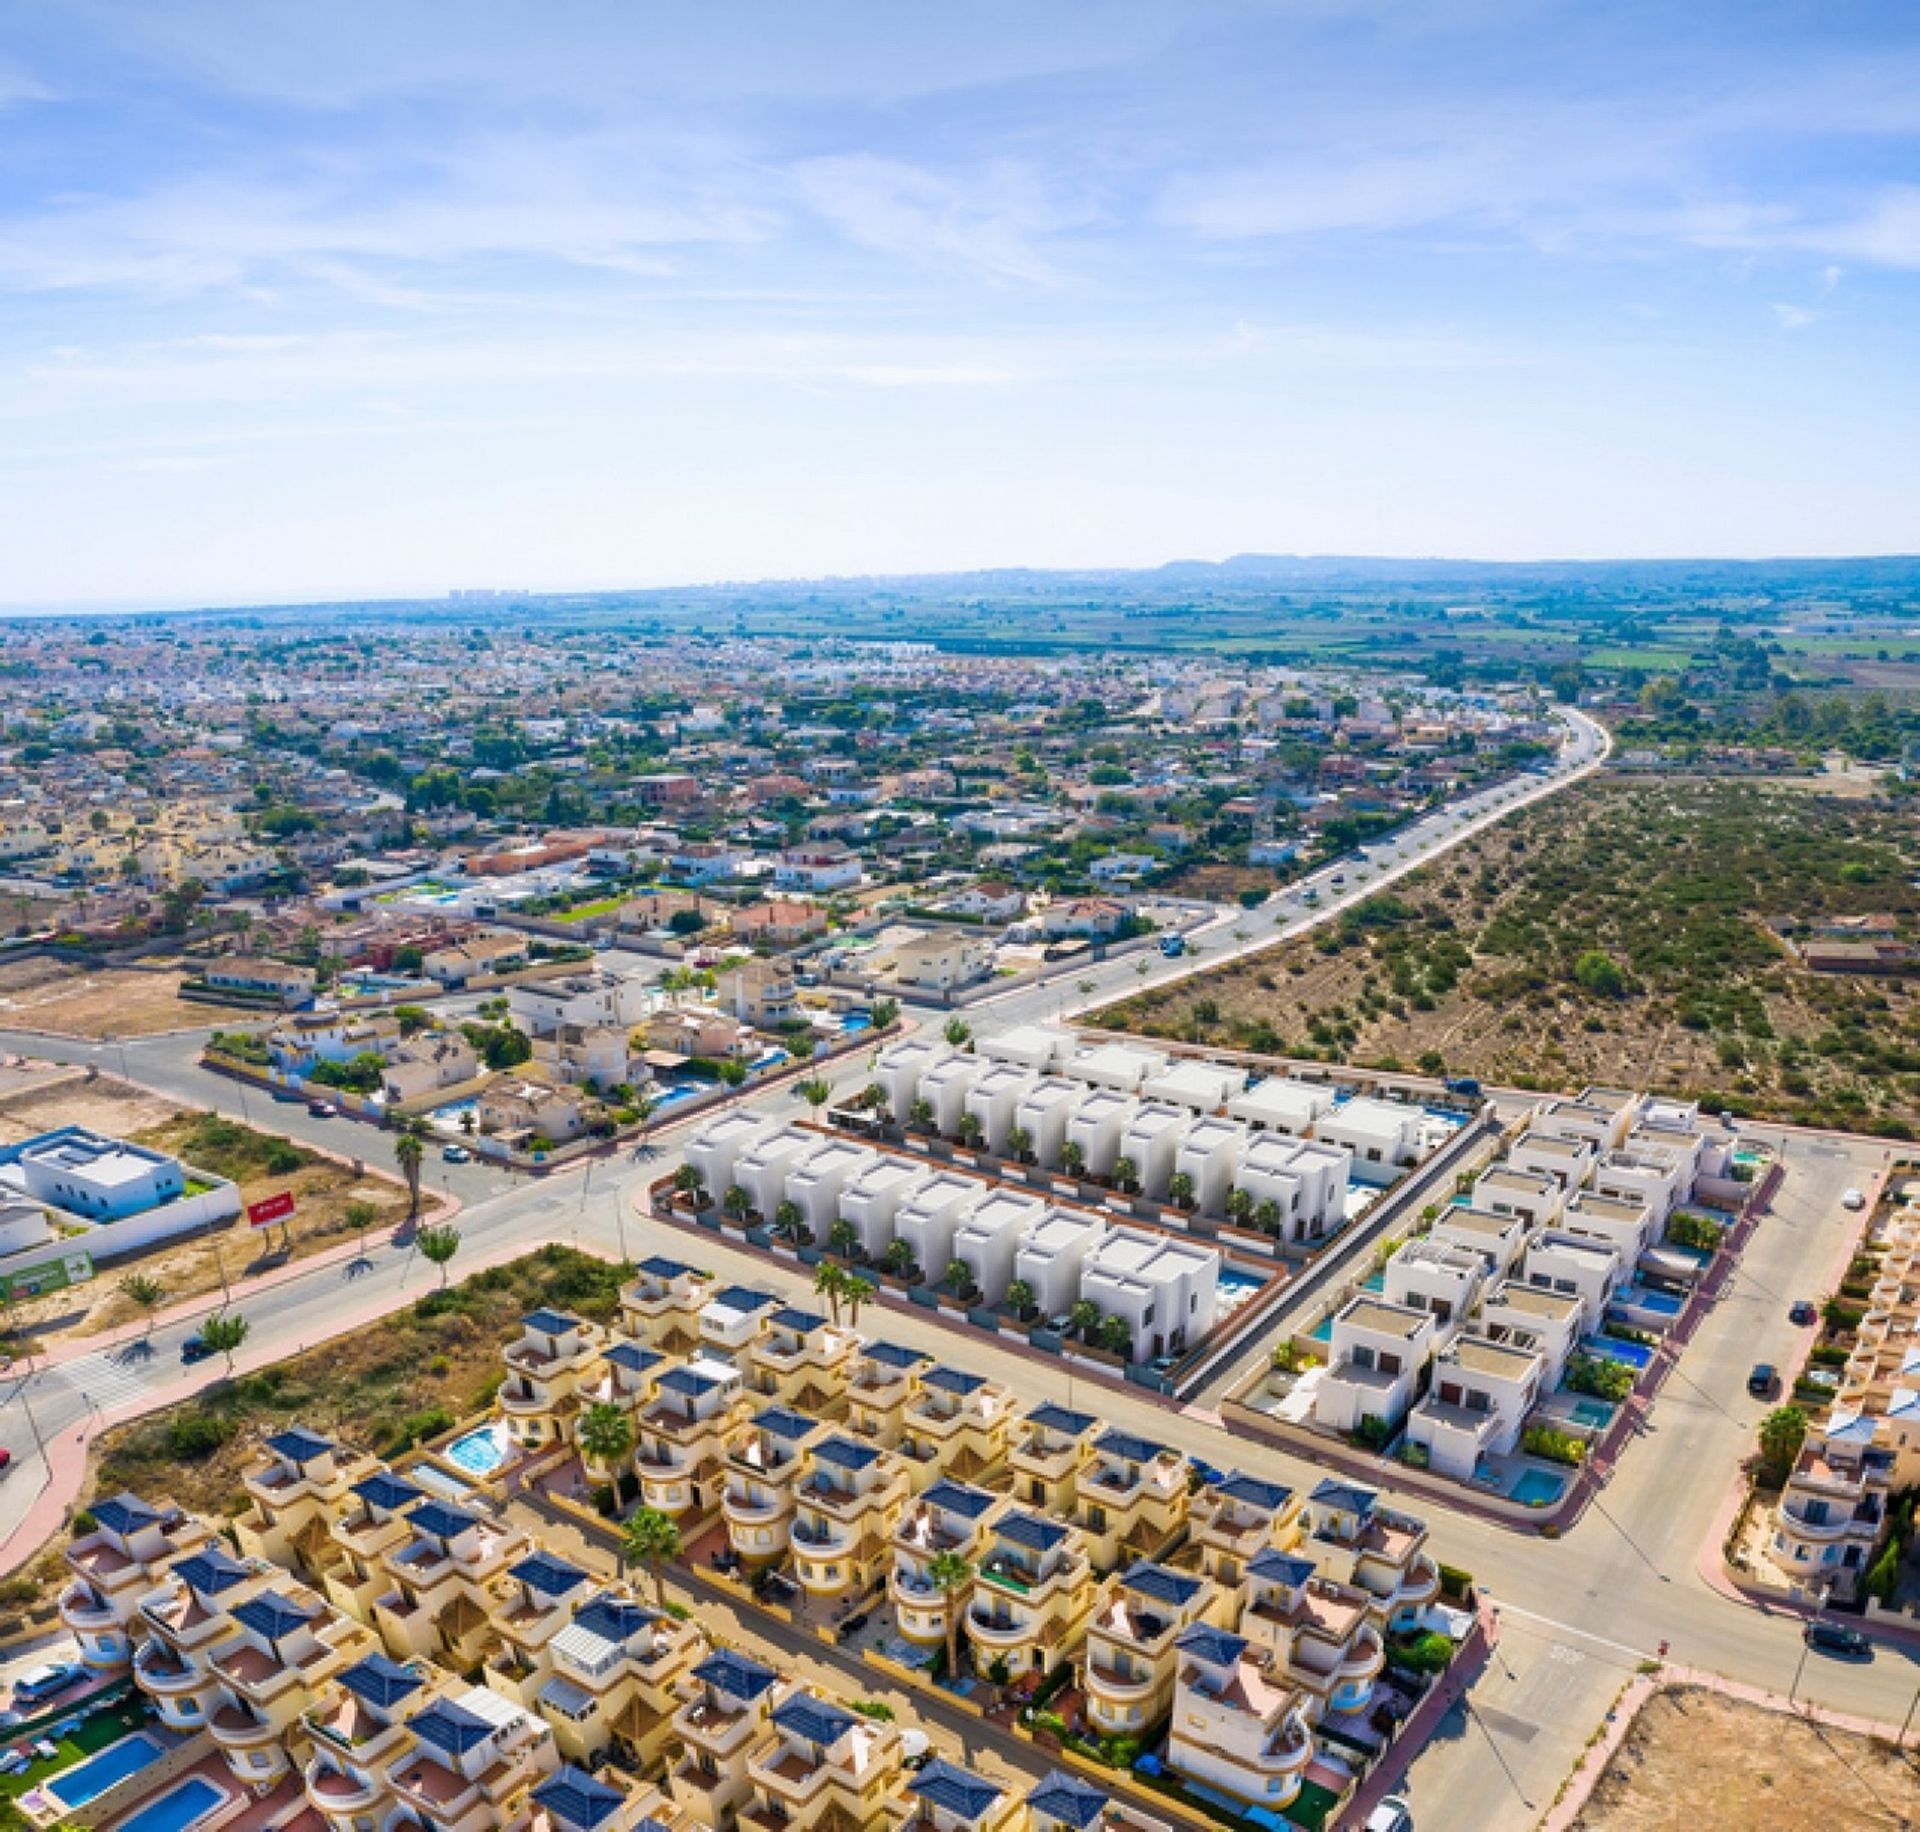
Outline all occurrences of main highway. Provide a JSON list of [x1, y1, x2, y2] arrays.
[[8, 708, 1908, 1828]]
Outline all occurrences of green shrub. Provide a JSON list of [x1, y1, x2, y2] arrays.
[[1388, 1631, 1455, 1675]]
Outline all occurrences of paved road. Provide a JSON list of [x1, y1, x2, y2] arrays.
[[29, 709, 1905, 1827]]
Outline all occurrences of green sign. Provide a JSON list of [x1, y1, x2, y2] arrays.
[[0, 1249, 95, 1303]]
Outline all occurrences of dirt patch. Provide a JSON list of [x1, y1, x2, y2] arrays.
[[1575, 1685, 1920, 1830], [0, 1071, 186, 1146], [1094, 778, 1920, 1133], [0, 959, 255, 1037]]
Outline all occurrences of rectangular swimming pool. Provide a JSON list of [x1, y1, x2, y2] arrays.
[[44, 1734, 165, 1809], [117, 1777, 228, 1832]]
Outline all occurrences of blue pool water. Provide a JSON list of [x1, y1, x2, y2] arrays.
[[445, 1423, 512, 1476], [1511, 1469, 1568, 1508], [116, 1778, 226, 1832], [651, 1082, 704, 1111], [45, 1735, 165, 1809], [1309, 1316, 1333, 1343], [1617, 1287, 1684, 1318], [431, 1096, 478, 1126], [842, 1012, 872, 1032], [1584, 1334, 1655, 1371], [1565, 1397, 1615, 1431]]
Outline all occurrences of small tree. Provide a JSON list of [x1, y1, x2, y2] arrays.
[[943, 1258, 975, 1299], [943, 1018, 973, 1049], [927, 1550, 974, 1683], [723, 1184, 754, 1223], [956, 1113, 985, 1149], [1168, 1171, 1196, 1210], [1224, 1188, 1254, 1226], [1004, 1279, 1036, 1321], [1006, 1125, 1033, 1164], [797, 1076, 833, 1112], [870, 998, 899, 1031], [673, 1163, 707, 1206], [774, 1199, 809, 1243], [718, 1059, 748, 1088], [1254, 1198, 1283, 1236], [577, 1401, 635, 1479], [1059, 1140, 1086, 1178], [908, 1097, 935, 1131], [621, 1507, 683, 1608], [1757, 1405, 1807, 1487], [123, 1273, 165, 1336], [1112, 1155, 1139, 1194], [393, 1123, 425, 1217], [1068, 1298, 1101, 1342], [199, 1310, 249, 1376], [417, 1223, 461, 1289], [344, 1199, 379, 1261], [829, 1218, 861, 1260], [1098, 1314, 1134, 1359], [883, 1239, 919, 1280]]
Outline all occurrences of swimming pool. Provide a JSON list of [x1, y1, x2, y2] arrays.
[[841, 1012, 872, 1033], [1614, 1286, 1684, 1319], [1511, 1469, 1567, 1508], [116, 1777, 228, 1832], [1584, 1333, 1655, 1371], [44, 1734, 165, 1809], [445, 1422, 513, 1477], [651, 1082, 704, 1110], [1564, 1397, 1615, 1431]]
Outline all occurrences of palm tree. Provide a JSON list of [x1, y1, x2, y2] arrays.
[[393, 1123, 425, 1218], [843, 1274, 875, 1328], [577, 1402, 634, 1481], [828, 1218, 860, 1260], [417, 1223, 461, 1288], [1168, 1171, 1196, 1211], [1059, 1140, 1086, 1179], [122, 1273, 165, 1337], [1111, 1155, 1139, 1194], [621, 1507, 683, 1608], [1004, 1279, 1036, 1322], [927, 1550, 974, 1683], [1006, 1126, 1033, 1164], [198, 1310, 249, 1375], [943, 1017, 972, 1049], [1068, 1299, 1101, 1343], [1098, 1314, 1133, 1360], [813, 1261, 847, 1324], [882, 1239, 918, 1281], [723, 1184, 754, 1224]]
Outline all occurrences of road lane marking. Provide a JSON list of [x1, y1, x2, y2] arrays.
[[1492, 1601, 1656, 1666]]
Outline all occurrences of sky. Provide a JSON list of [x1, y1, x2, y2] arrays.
[[1, 0, 1918, 608]]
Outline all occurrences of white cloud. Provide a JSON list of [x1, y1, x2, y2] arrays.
[[1771, 302, 1817, 330]]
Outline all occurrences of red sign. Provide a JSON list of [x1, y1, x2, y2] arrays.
[[248, 1191, 296, 1228]]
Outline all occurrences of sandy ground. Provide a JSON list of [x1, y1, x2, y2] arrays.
[[0, 1073, 184, 1146], [1575, 1686, 1920, 1831], [0, 958, 254, 1038]]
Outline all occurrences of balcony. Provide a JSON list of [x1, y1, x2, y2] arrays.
[[1084, 1660, 1158, 1702], [499, 1382, 552, 1418], [1779, 1504, 1860, 1544], [793, 1515, 857, 1555], [724, 1488, 789, 1528], [1339, 1628, 1385, 1685], [134, 1641, 210, 1697], [59, 1583, 118, 1632], [967, 1608, 1035, 1649], [210, 1701, 281, 1751], [305, 1759, 382, 1816]]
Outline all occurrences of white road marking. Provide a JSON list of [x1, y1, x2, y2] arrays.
[[1492, 1601, 1657, 1666]]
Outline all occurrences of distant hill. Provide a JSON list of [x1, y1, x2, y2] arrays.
[[1147, 553, 1920, 590]]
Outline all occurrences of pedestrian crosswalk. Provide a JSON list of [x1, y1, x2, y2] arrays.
[[47, 1345, 168, 1414]]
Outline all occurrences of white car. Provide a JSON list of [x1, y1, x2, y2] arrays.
[[1366, 1798, 1413, 1832], [1841, 1188, 1866, 1211]]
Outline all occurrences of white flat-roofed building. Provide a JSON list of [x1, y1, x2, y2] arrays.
[[1013, 1079, 1088, 1166], [1063, 1089, 1136, 1180], [1315, 1097, 1422, 1183], [1478, 1281, 1583, 1386], [1234, 1136, 1350, 1242], [918, 1055, 985, 1136], [1173, 1118, 1246, 1215], [839, 1159, 931, 1259], [1116, 1105, 1194, 1201], [686, 1113, 780, 1206], [1508, 1130, 1596, 1192], [979, 1024, 1074, 1072], [1014, 1211, 1107, 1318], [733, 1125, 813, 1221], [1228, 1078, 1334, 1139], [1520, 1232, 1624, 1331], [953, 1189, 1048, 1304], [1141, 1059, 1243, 1116], [1406, 1337, 1545, 1479], [964, 1064, 1039, 1156], [782, 1138, 877, 1237], [1064, 1041, 1169, 1093], [894, 1173, 982, 1283], [1559, 1189, 1657, 1264], [1468, 1166, 1567, 1233], [1314, 1296, 1437, 1437], [1381, 1239, 1484, 1334], [1592, 1141, 1693, 1223], [873, 1038, 956, 1123], [5, 1127, 184, 1222], [1430, 1207, 1531, 1281], [1081, 1229, 1219, 1362], [1528, 1095, 1635, 1152]]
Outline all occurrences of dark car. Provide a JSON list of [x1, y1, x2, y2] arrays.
[[1804, 1621, 1872, 1660], [1789, 1301, 1818, 1326], [181, 1335, 214, 1365], [1748, 1364, 1778, 1398], [834, 1610, 871, 1644], [306, 1099, 337, 1118]]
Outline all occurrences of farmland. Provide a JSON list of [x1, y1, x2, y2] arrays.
[[1094, 778, 1920, 1133]]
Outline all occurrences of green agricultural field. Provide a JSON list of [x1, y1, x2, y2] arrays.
[[1093, 777, 1920, 1133]]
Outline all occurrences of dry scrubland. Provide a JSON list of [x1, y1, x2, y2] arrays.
[[1574, 1686, 1920, 1829], [1096, 778, 1920, 1133], [0, 956, 253, 1036]]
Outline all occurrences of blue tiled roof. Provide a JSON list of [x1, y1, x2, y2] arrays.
[[996, 1512, 1068, 1554], [861, 1341, 929, 1369], [533, 1765, 627, 1832], [91, 1493, 161, 1536], [1173, 1624, 1247, 1667], [910, 1760, 1004, 1820], [511, 1551, 590, 1600], [813, 1436, 880, 1473], [922, 1365, 985, 1396], [1309, 1478, 1378, 1515], [522, 1308, 583, 1337], [174, 1547, 251, 1597], [1247, 1548, 1316, 1588], [923, 1479, 996, 1521], [752, 1405, 817, 1442], [1217, 1473, 1293, 1511], [710, 1284, 776, 1313], [337, 1653, 424, 1708], [232, 1589, 315, 1642], [410, 1698, 495, 1756], [693, 1650, 778, 1702], [772, 1692, 856, 1746], [1120, 1562, 1203, 1608], [658, 1367, 720, 1398], [265, 1427, 335, 1464], [351, 1471, 423, 1513], [1095, 1430, 1171, 1463], [606, 1342, 663, 1373], [1028, 1769, 1110, 1830], [770, 1305, 826, 1334], [637, 1255, 691, 1279], [1026, 1402, 1098, 1437], [574, 1594, 656, 1644], [408, 1498, 480, 1541]]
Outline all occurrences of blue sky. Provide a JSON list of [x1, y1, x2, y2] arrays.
[[2, 0, 1917, 606]]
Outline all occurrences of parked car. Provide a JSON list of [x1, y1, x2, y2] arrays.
[[1842, 1188, 1866, 1211], [181, 1335, 214, 1365], [1804, 1621, 1872, 1660], [1747, 1364, 1778, 1398], [12, 1663, 79, 1706], [0, 1750, 25, 1776], [306, 1100, 337, 1119], [441, 1144, 472, 1164], [834, 1610, 870, 1644], [1366, 1799, 1414, 1832], [1789, 1300, 1818, 1326]]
